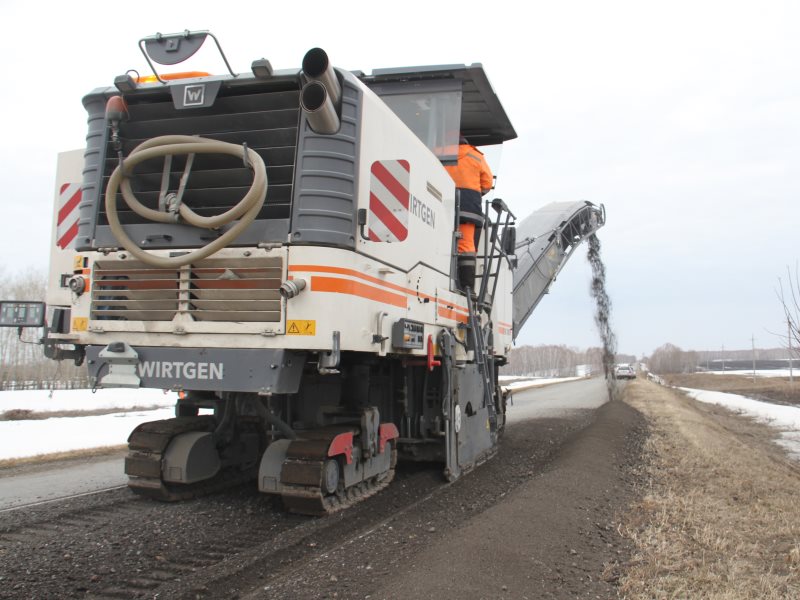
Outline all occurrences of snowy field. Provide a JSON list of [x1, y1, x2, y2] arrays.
[[681, 387, 800, 460], [0, 408, 176, 460], [0, 389, 178, 461], [0, 378, 582, 461]]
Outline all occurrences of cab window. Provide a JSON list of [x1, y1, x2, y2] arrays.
[[372, 80, 462, 164]]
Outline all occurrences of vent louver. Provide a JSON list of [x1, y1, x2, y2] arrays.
[[91, 256, 282, 323]]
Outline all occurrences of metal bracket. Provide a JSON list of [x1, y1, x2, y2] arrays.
[[96, 342, 141, 388], [373, 311, 389, 356], [138, 30, 237, 84], [242, 142, 251, 169], [357, 208, 371, 241], [318, 331, 341, 374]]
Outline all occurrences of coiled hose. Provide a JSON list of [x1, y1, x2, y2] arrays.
[[104, 135, 267, 269]]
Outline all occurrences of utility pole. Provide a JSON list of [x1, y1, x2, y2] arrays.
[[752, 334, 756, 383], [721, 344, 725, 372]]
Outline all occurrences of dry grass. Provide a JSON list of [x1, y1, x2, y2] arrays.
[[619, 380, 800, 599], [663, 372, 800, 405], [0, 445, 127, 471], [0, 405, 164, 421]]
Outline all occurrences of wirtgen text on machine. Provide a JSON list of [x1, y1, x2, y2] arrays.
[[410, 195, 435, 229], [139, 361, 224, 380]]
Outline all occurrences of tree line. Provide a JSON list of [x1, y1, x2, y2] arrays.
[[646, 343, 796, 375], [502, 344, 637, 377]]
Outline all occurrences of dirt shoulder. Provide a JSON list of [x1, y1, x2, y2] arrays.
[[620, 380, 800, 598]]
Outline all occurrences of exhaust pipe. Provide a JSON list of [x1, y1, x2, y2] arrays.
[[302, 47, 341, 106], [301, 47, 341, 135], [300, 81, 340, 134]]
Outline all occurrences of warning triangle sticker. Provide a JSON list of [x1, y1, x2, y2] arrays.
[[288, 322, 300, 334]]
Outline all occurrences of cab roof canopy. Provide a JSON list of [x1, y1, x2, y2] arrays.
[[360, 63, 517, 146]]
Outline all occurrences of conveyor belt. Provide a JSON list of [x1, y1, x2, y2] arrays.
[[512, 201, 605, 338]]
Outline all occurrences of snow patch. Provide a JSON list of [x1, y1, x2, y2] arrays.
[[0, 408, 175, 460], [680, 387, 800, 460]]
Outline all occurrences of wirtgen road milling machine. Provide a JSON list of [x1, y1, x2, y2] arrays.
[[0, 31, 605, 515]]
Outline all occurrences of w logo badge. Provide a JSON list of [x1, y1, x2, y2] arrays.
[[183, 84, 205, 106], [172, 80, 220, 110]]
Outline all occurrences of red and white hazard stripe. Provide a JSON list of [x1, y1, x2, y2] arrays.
[[369, 160, 410, 243], [56, 183, 81, 249]]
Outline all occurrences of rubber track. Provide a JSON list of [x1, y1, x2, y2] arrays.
[[125, 417, 255, 502], [281, 447, 398, 516]]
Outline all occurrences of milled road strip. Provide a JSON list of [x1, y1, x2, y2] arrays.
[[620, 380, 800, 599], [0, 485, 127, 514]]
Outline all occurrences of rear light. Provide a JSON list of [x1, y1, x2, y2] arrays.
[[136, 71, 211, 84]]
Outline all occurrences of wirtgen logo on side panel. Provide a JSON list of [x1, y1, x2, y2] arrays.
[[184, 84, 206, 107], [171, 80, 221, 110]]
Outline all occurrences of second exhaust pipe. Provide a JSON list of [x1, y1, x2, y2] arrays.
[[300, 80, 340, 134]]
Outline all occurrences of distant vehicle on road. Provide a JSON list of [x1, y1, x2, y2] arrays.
[[614, 364, 636, 380]]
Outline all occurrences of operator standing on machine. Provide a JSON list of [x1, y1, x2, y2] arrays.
[[445, 135, 493, 292]]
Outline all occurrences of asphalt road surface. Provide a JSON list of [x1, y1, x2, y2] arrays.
[[507, 377, 609, 423], [0, 454, 126, 512]]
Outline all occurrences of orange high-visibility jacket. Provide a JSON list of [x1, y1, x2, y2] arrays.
[[444, 144, 493, 193]]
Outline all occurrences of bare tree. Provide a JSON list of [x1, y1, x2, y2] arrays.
[[648, 343, 699, 374], [776, 263, 800, 355]]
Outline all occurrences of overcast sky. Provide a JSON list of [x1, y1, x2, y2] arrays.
[[0, 0, 797, 357]]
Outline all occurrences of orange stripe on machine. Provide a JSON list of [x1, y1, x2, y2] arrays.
[[289, 264, 439, 304], [291, 265, 471, 317], [437, 305, 469, 323], [311, 276, 408, 308]]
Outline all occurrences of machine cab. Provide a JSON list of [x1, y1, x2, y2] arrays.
[[362, 63, 517, 165]]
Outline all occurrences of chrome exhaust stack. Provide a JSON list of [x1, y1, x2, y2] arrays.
[[302, 47, 341, 106], [300, 47, 341, 134]]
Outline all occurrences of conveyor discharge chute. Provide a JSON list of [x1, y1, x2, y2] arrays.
[[511, 201, 605, 339]]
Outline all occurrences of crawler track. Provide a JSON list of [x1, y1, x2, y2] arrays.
[[125, 416, 257, 501], [281, 460, 396, 516], [278, 428, 398, 515]]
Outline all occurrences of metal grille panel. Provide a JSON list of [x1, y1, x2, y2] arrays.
[[91, 256, 283, 323], [99, 86, 301, 228]]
